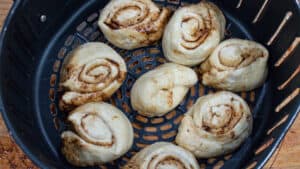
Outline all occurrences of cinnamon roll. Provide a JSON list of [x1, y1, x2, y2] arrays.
[[98, 0, 171, 50], [59, 42, 127, 111], [130, 63, 198, 117], [200, 38, 269, 92], [61, 102, 134, 167], [123, 142, 200, 169], [162, 1, 225, 66], [176, 91, 253, 158]]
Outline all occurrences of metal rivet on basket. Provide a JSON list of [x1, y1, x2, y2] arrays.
[[40, 15, 47, 22]]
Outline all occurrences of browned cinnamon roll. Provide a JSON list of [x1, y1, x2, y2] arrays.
[[176, 91, 253, 158], [162, 1, 225, 66], [200, 38, 269, 92], [98, 0, 171, 50], [61, 102, 134, 167], [123, 142, 199, 169], [59, 42, 127, 111]]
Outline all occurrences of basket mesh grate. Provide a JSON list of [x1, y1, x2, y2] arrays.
[[48, 1, 268, 168]]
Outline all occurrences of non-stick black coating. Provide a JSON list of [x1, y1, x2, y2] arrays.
[[0, 0, 299, 169]]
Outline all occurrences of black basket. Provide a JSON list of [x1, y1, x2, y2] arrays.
[[0, 0, 299, 169]]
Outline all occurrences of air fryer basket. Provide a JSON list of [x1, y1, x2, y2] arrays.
[[0, 0, 299, 168]]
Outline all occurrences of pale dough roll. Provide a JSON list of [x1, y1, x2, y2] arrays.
[[200, 38, 269, 92], [162, 1, 225, 66], [130, 63, 198, 117], [98, 0, 171, 50], [59, 42, 127, 111], [176, 91, 253, 158], [123, 142, 200, 169], [61, 102, 134, 167]]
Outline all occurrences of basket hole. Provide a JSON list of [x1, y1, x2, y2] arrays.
[[110, 98, 116, 106], [133, 49, 145, 56], [122, 102, 131, 113], [136, 67, 142, 74], [49, 103, 57, 116], [208, 158, 216, 164], [83, 27, 93, 37], [190, 86, 196, 96], [157, 57, 167, 64], [117, 91, 122, 99], [160, 123, 172, 131], [136, 142, 147, 148], [255, 137, 274, 155], [224, 154, 232, 160], [49, 88, 55, 101], [145, 64, 153, 70], [124, 56, 131, 62], [246, 161, 257, 169], [149, 48, 160, 54], [174, 115, 183, 124], [145, 127, 157, 132], [162, 131, 177, 139], [77, 21, 87, 32], [200, 164, 206, 168], [126, 91, 130, 97], [129, 61, 139, 68], [136, 115, 148, 123], [58, 47, 67, 59], [166, 110, 176, 120], [65, 35, 74, 46], [213, 160, 224, 169], [186, 99, 194, 109], [87, 13, 98, 22], [241, 92, 247, 99], [53, 117, 60, 130], [132, 123, 142, 130], [143, 135, 159, 141], [199, 85, 205, 96], [50, 74, 57, 87], [142, 56, 153, 62], [267, 114, 289, 135], [53, 60, 61, 72], [89, 31, 100, 41], [151, 117, 164, 124]]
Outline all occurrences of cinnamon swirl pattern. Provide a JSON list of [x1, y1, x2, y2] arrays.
[[98, 0, 171, 50], [61, 102, 134, 167], [59, 42, 127, 111], [130, 63, 198, 117], [123, 142, 200, 169], [176, 91, 253, 158], [162, 1, 225, 66], [200, 38, 269, 92]]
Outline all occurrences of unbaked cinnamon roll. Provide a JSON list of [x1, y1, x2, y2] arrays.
[[59, 42, 127, 111], [176, 91, 253, 158], [61, 102, 134, 167], [200, 38, 269, 92], [123, 142, 200, 169], [130, 63, 198, 117], [162, 1, 225, 66], [98, 0, 171, 50]]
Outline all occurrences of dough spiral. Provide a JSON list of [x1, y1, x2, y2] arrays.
[[123, 142, 200, 169], [59, 42, 127, 111], [162, 1, 225, 66], [61, 102, 134, 166], [200, 38, 269, 92], [99, 0, 171, 50], [130, 63, 198, 117], [176, 91, 253, 158]]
